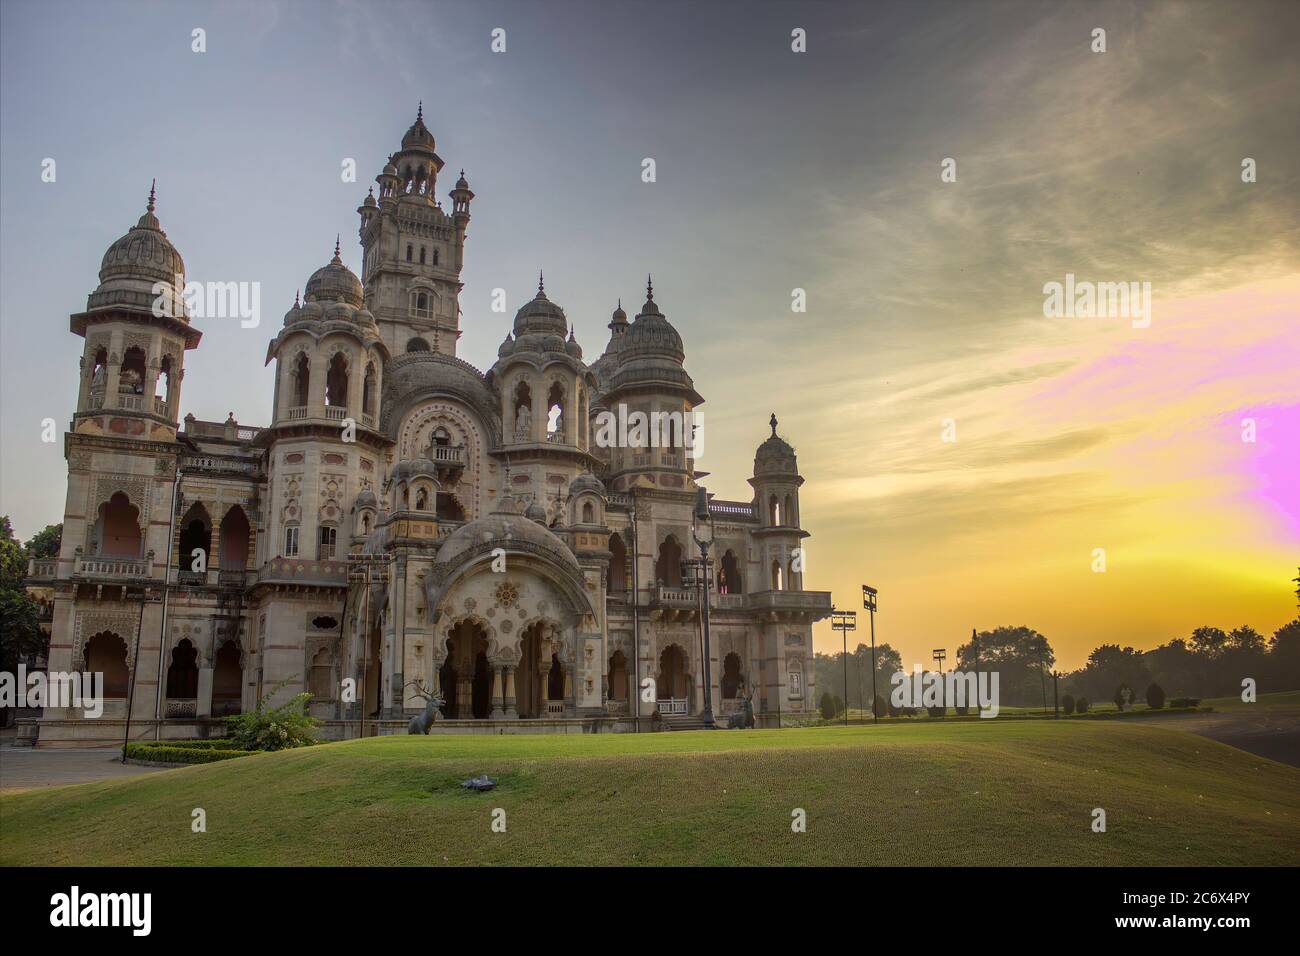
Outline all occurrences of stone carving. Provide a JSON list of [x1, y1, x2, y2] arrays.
[[405, 679, 444, 734]]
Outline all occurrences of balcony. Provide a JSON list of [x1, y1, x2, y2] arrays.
[[649, 585, 698, 623], [165, 699, 197, 719], [27, 558, 57, 582], [74, 551, 153, 581], [153, 396, 169, 416], [176, 569, 207, 587], [657, 698, 688, 716], [324, 405, 348, 421], [287, 405, 307, 420], [429, 443, 466, 481], [745, 589, 834, 623]]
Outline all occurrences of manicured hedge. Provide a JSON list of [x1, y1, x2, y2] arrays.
[[125, 743, 256, 764], [154, 739, 241, 750]]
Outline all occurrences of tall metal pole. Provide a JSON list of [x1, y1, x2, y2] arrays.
[[842, 621, 849, 726], [120, 588, 151, 762], [152, 466, 182, 742], [863, 585, 878, 724], [971, 627, 979, 717], [697, 542, 716, 728]]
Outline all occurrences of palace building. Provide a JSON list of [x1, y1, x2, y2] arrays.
[[24, 110, 832, 745]]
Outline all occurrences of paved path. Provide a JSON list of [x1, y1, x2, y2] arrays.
[[1141, 708, 1300, 767], [0, 748, 171, 794]]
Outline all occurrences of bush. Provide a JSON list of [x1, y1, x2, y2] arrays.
[[872, 697, 888, 719], [1062, 694, 1075, 715], [926, 705, 946, 718], [1145, 683, 1166, 710], [1170, 696, 1200, 709], [225, 680, 320, 751], [819, 692, 835, 720], [887, 699, 901, 717], [125, 743, 255, 764], [156, 738, 241, 750], [1076, 696, 1089, 713], [954, 702, 969, 716]]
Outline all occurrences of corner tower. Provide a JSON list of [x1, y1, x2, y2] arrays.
[[357, 105, 473, 358]]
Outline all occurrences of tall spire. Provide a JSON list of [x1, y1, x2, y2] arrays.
[[147, 178, 156, 213], [646, 273, 654, 301], [417, 100, 423, 123], [333, 234, 341, 260], [538, 270, 545, 296]]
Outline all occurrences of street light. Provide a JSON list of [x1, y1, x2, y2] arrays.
[[692, 486, 717, 729], [932, 648, 946, 715], [862, 585, 878, 724], [830, 609, 857, 726]]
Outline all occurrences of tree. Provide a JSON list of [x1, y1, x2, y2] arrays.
[[1075, 696, 1089, 713], [0, 516, 26, 592], [1061, 694, 1075, 715], [956, 626, 1055, 707], [23, 523, 61, 560], [819, 692, 835, 720], [1190, 626, 1229, 660], [1146, 683, 1165, 709], [0, 591, 44, 727]]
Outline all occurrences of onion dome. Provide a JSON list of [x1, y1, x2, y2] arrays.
[[568, 472, 605, 497], [88, 182, 187, 314], [282, 290, 302, 327], [353, 488, 378, 511], [304, 237, 364, 308], [754, 413, 799, 477], [363, 188, 377, 209], [382, 160, 398, 178], [604, 277, 699, 399], [497, 332, 515, 358], [525, 498, 548, 524], [565, 326, 583, 359], [455, 170, 470, 190], [512, 272, 569, 337]]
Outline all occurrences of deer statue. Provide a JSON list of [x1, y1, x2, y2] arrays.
[[727, 682, 756, 730], [405, 679, 445, 735]]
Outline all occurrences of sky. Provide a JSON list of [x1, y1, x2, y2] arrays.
[[1, 0, 1296, 670]]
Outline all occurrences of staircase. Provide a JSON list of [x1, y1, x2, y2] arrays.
[[664, 715, 708, 731]]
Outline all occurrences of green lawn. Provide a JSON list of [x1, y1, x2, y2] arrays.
[[2, 720, 1296, 866]]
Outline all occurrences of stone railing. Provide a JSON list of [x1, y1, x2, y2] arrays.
[[546, 701, 566, 716], [324, 405, 348, 421], [153, 396, 169, 416], [657, 698, 688, 716], [714, 593, 745, 610], [165, 699, 198, 719], [430, 444, 465, 465], [708, 499, 756, 520], [605, 493, 634, 509], [653, 586, 696, 607], [217, 569, 248, 589], [180, 454, 260, 476], [75, 551, 153, 580], [27, 558, 57, 581], [118, 394, 144, 411], [606, 699, 629, 716], [287, 405, 307, 420]]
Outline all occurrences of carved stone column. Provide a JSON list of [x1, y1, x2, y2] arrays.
[[490, 666, 504, 720], [504, 666, 517, 719]]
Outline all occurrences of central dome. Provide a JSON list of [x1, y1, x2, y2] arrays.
[[512, 276, 568, 337], [304, 241, 363, 308]]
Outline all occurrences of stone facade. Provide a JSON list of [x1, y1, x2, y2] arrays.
[[28, 112, 831, 746]]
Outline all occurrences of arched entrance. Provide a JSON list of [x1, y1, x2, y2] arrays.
[[657, 644, 689, 714], [93, 493, 141, 558], [442, 620, 490, 719], [607, 650, 629, 703], [84, 631, 129, 697], [213, 640, 243, 715], [165, 638, 199, 700], [518, 621, 563, 718], [721, 652, 742, 700]]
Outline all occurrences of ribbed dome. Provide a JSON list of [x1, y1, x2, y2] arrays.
[[435, 491, 579, 572], [304, 241, 363, 308], [99, 209, 185, 286], [401, 104, 436, 152], [568, 472, 605, 497], [605, 278, 697, 396]]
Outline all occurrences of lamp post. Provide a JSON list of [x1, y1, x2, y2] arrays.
[[862, 585, 878, 724], [830, 609, 857, 725], [692, 487, 717, 729]]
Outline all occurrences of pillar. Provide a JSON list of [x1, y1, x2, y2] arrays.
[[490, 666, 504, 719], [504, 666, 517, 719], [196, 666, 214, 717]]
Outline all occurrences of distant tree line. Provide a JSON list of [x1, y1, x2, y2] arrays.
[[0, 517, 61, 727]]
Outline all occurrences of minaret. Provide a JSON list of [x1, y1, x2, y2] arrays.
[[357, 105, 473, 357]]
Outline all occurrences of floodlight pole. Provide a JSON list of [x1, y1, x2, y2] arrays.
[[932, 648, 946, 713], [830, 609, 857, 726], [863, 585, 878, 724]]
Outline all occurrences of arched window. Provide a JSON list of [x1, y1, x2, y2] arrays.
[[582, 501, 595, 524], [83, 632, 129, 697], [362, 362, 376, 415], [719, 549, 743, 594], [283, 523, 300, 558], [308, 647, 333, 702], [93, 492, 141, 558], [177, 503, 211, 575], [407, 337, 430, 352], [546, 382, 565, 441], [155, 355, 172, 402], [120, 347, 146, 395], [88, 348, 108, 387], [771, 560, 783, 591], [419, 246, 426, 265], [218, 505, 250, 571], [656, 536, 683, 588], [406, 243, 413, 262], [412, 292, 430, 318], [769, 496, 781, 526], [432, 248, 439, 266], [325, 353, 349, 407], [607, 533, 627, 593], [513, 381, 532, 441], [414, 487, 428, 511], [166, 638, 199, 700], [292, 352, 310, 408], [608, 650, 629, 702], [784, 494, 794, 527], [721, 653, 742, 699]]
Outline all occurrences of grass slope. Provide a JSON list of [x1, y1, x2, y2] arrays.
[[2, 721, 1296, 866]]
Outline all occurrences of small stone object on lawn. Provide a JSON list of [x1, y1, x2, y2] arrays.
[[461, 774, 496, 792]]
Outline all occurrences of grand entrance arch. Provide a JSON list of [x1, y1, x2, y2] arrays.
[[517, 621, 566, 718], [440, 619, 491, 719], [657, 644, 690, 715]]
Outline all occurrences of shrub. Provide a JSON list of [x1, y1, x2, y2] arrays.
[[225, 679, 320, 751], [887, 700, 901, 717], [1145, 683, 1166, 710], [819, 692, 835, 720], [1076, 696, 1089, 713], [1062, 694, 1075, 715], [954, 702, 969, 716], [125, 743, 255, 764], [1170, 696, 1200, 709], [832, 695, 844, 718], [926, 705, 945, 718], [872, 697, 888, 719]]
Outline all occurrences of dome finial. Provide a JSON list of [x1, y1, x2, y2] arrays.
[[147, 178, 156, 213], [538, 270, 545, 295], [417, 100, 423, 122], [770, 412, 778, 437], [333, 235, 341, 260], [646, 273, 654, 301], [294, 289, 300, 308]]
